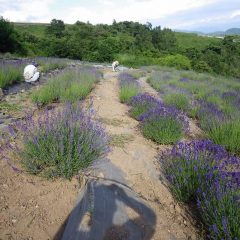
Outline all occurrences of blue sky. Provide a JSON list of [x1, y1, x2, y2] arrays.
[[0, 0, 239, 32]]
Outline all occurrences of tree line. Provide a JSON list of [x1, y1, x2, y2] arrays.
[[1, 17, 240, 77]]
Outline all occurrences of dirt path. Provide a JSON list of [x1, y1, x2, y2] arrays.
[[88, 70, 199, 239]]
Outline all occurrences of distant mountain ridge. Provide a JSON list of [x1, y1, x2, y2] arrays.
[[208, 28, 240, 36], [175, 28, 240, 36]]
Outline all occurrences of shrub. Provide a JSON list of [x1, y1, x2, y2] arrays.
[[142, 116, 183, 144], [32, 68, 99, 105], [197, 177, 240, 239], [157, 54, 191, 70], [163, 93, 190, 111], [160, 140, 240, 239], [160, 140, 230, 202], [197, 102, 226, 131], [36, 57, 67, 72], [9, 104, 109, 179], [0, 60, 25, 88], [118, 72, 141, 103], [129, 93, 162, 119], [128, 70, 145, 79], [207, 119, 240, 154], [117, 54, 156, 68], [139, 105, 189, 144]]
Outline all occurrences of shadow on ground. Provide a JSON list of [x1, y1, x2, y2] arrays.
[[54, 160, 156, 240]]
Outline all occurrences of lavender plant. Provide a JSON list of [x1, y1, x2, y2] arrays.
[[36, 57, 67, 72], [139, 105, 189, 144], [118, 72, 141, 103], [160, 140, 240, 239], [207, 119, 240, 154], [163, 93, 190, 111], [32, 68, 100, 105], [9, 104, 109, 179], [129, 93, 162, 119], [197, 102, 226, 131], [159, 140, 231, 202], [197, 178, 240, 239], [0, 60, 26, 88]]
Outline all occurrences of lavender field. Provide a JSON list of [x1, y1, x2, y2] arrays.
[[0, 61, 239, 239], [120, 67, 240, 239]]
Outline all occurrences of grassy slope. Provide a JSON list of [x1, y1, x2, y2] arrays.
[[14, 22, 48, 37], [175, 32, 221, 49], [14, 22, 221, 50]]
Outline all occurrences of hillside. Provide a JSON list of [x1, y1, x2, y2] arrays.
[[174, 31, 221, 49], [1, 18, 239, 77], [14, 22, 222, 51], [14, 22, 48, 37], [203, 28, 240, 37]]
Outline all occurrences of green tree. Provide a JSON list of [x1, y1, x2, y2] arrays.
[[0, 16, 23, 53], [152, 27, 177, 52], [46, 19, 65, 38]]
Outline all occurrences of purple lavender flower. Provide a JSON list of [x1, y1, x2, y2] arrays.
[[179, 77, 189, 82], [4, 103, 110, 179], [118, 72, 140, 89], [139, 104, 189, 133]]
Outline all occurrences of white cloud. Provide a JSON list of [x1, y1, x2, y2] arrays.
[[0, 0, 54, 22], [58, 0, 220, 24], [230, 9, 240, 18], [0, 0, 219, 23]]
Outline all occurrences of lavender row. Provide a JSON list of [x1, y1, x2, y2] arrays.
[[118, 72, 141, 103], [160, 140, 240, 239], [147, 70, 240, 154], [128, 93, 189, 144], [5, 103, 110, 179]]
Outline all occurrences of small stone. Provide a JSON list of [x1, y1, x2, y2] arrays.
[[183, 220, 187, 225], [12, 219, 17, 223], [169, 204, 175, 214], [21, 89, 25, 93]]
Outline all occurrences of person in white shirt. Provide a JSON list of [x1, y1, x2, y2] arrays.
[[23, 62, 40, 83], [112, 61, 119, 72]]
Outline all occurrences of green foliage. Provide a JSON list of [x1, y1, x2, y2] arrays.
[[32, 69, 98, 105], [37, 58, 67, 72], [161, 152, 218, 202], [193, 60, 212, 73], [0, 17, 24, 53], [207, 119, 240, 154], [119, 85, 141, 103], [20, 105, 108, 179], [163, 93, 190, 111], [45, 19, 65, 38], [152, 27, 177, 52], [9, 18, 240, 77], [175, 32, 221, 50], [127, 70, 145, 79], [117, 54, 156, 67], [130, 104, 149, 119], [0, 61, 24, 88], [142, 117, 183, 144], [158, 54, 191, 70]]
